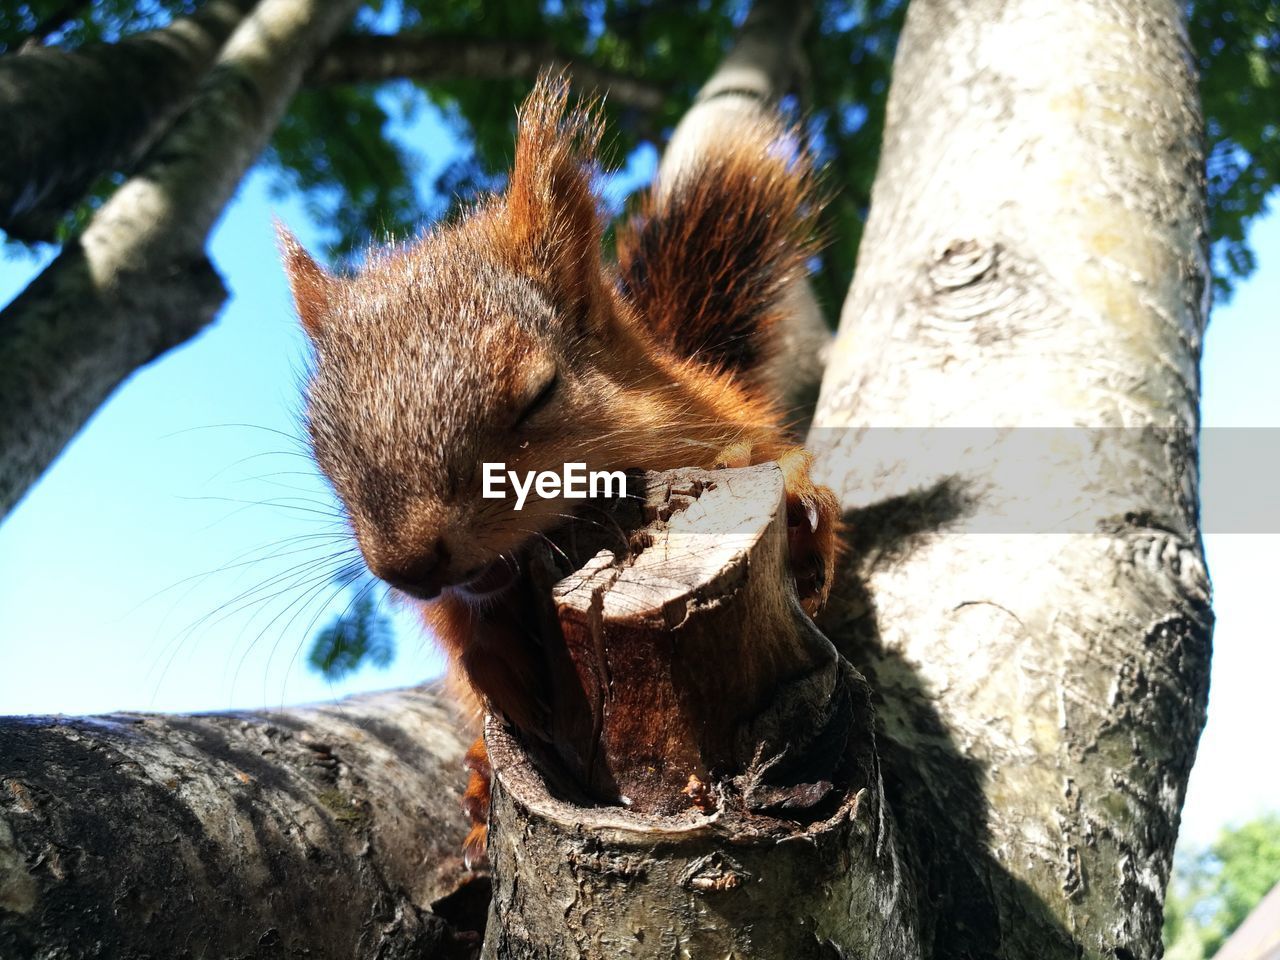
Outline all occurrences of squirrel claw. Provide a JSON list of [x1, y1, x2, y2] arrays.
[[463, 823, 489, 870], [776, 449, 841, 617], [462, 737, 492, 870], [802, 497, 819, 534], [790, 542, 830, 618]]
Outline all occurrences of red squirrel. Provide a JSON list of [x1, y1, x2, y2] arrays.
[[279, 75, 840, 866]]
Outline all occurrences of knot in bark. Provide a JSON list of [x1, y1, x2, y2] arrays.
[[929, 238, 998, 292]]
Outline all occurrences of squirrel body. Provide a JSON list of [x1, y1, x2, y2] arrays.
[[281, 76, 840, 866]]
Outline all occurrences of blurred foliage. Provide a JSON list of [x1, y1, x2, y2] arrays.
[[262, 0, 1280, 300], [0, 0, 192, 51], [267, 85, 422, 253], [1191, 0, 1280, 298], [268, 0, 743, 258], [802, 0, 904, 317], [1163, 813, 1280, 959], [2, 0, 1275, 288], [307, 578, 395, 680]]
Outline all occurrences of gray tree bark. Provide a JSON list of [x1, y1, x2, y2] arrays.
[[0, 688, 483, 957], [809, 0, 1212, 956], [0, 468, 912, 959], [0, 0, 255, 240], [0, 0, 361, 519]]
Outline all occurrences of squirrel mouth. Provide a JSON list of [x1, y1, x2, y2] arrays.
[[453, 558, 517, 598]]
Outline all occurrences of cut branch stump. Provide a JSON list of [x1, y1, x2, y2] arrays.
[[483, 465, 914, 959]]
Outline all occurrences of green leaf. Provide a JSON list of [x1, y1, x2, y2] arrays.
[[307, 584, 395, 681]]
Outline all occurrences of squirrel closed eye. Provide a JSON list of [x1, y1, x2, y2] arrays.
[[514, 367, 559, 428]]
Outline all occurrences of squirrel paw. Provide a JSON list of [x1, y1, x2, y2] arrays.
[[713, 443, 841, 616], [776, 448, 841, 617], [462, 737, 492, 870]]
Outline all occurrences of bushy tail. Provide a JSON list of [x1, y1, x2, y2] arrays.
[[617, 114, 820, 380]]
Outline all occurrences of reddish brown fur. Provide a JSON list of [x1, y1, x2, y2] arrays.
[[281, 74, 841, 868], [617, 120, 820, 383]]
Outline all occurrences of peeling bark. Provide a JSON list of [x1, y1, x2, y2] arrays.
[[0, 0, 255, 240], [0, 687, 483, 958], [0, 0, 362, 519], [810, 0, 1213, 956]]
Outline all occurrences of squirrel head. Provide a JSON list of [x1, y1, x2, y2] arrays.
[[279, 77, 650, 602]]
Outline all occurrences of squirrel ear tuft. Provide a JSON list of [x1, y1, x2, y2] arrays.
[[502, 73, 607, 327], [275, 220, 335, 337]]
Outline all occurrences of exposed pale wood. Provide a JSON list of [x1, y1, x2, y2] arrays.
[[537, 466, 845, 809]]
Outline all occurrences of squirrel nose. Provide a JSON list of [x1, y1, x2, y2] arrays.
[[369, 540, 450, 601]]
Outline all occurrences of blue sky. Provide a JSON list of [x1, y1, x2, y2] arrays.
[[0, 94, 1276, 849]]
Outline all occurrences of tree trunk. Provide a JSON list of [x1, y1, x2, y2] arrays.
[[809, 0, 1213, 956], [0, 0, 255, 240], [0, 688, 484, 957], [0, 0, 361, 519], [0, 469, 912, 958]]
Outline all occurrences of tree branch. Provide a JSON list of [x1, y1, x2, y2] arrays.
[[0, 0, 363, 519], [655, 0, 831, 427], [309, 34, 666, 112], [0, 0, 256, 240], [1, 468, 921, 957], [0, 687, 483, 956]]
